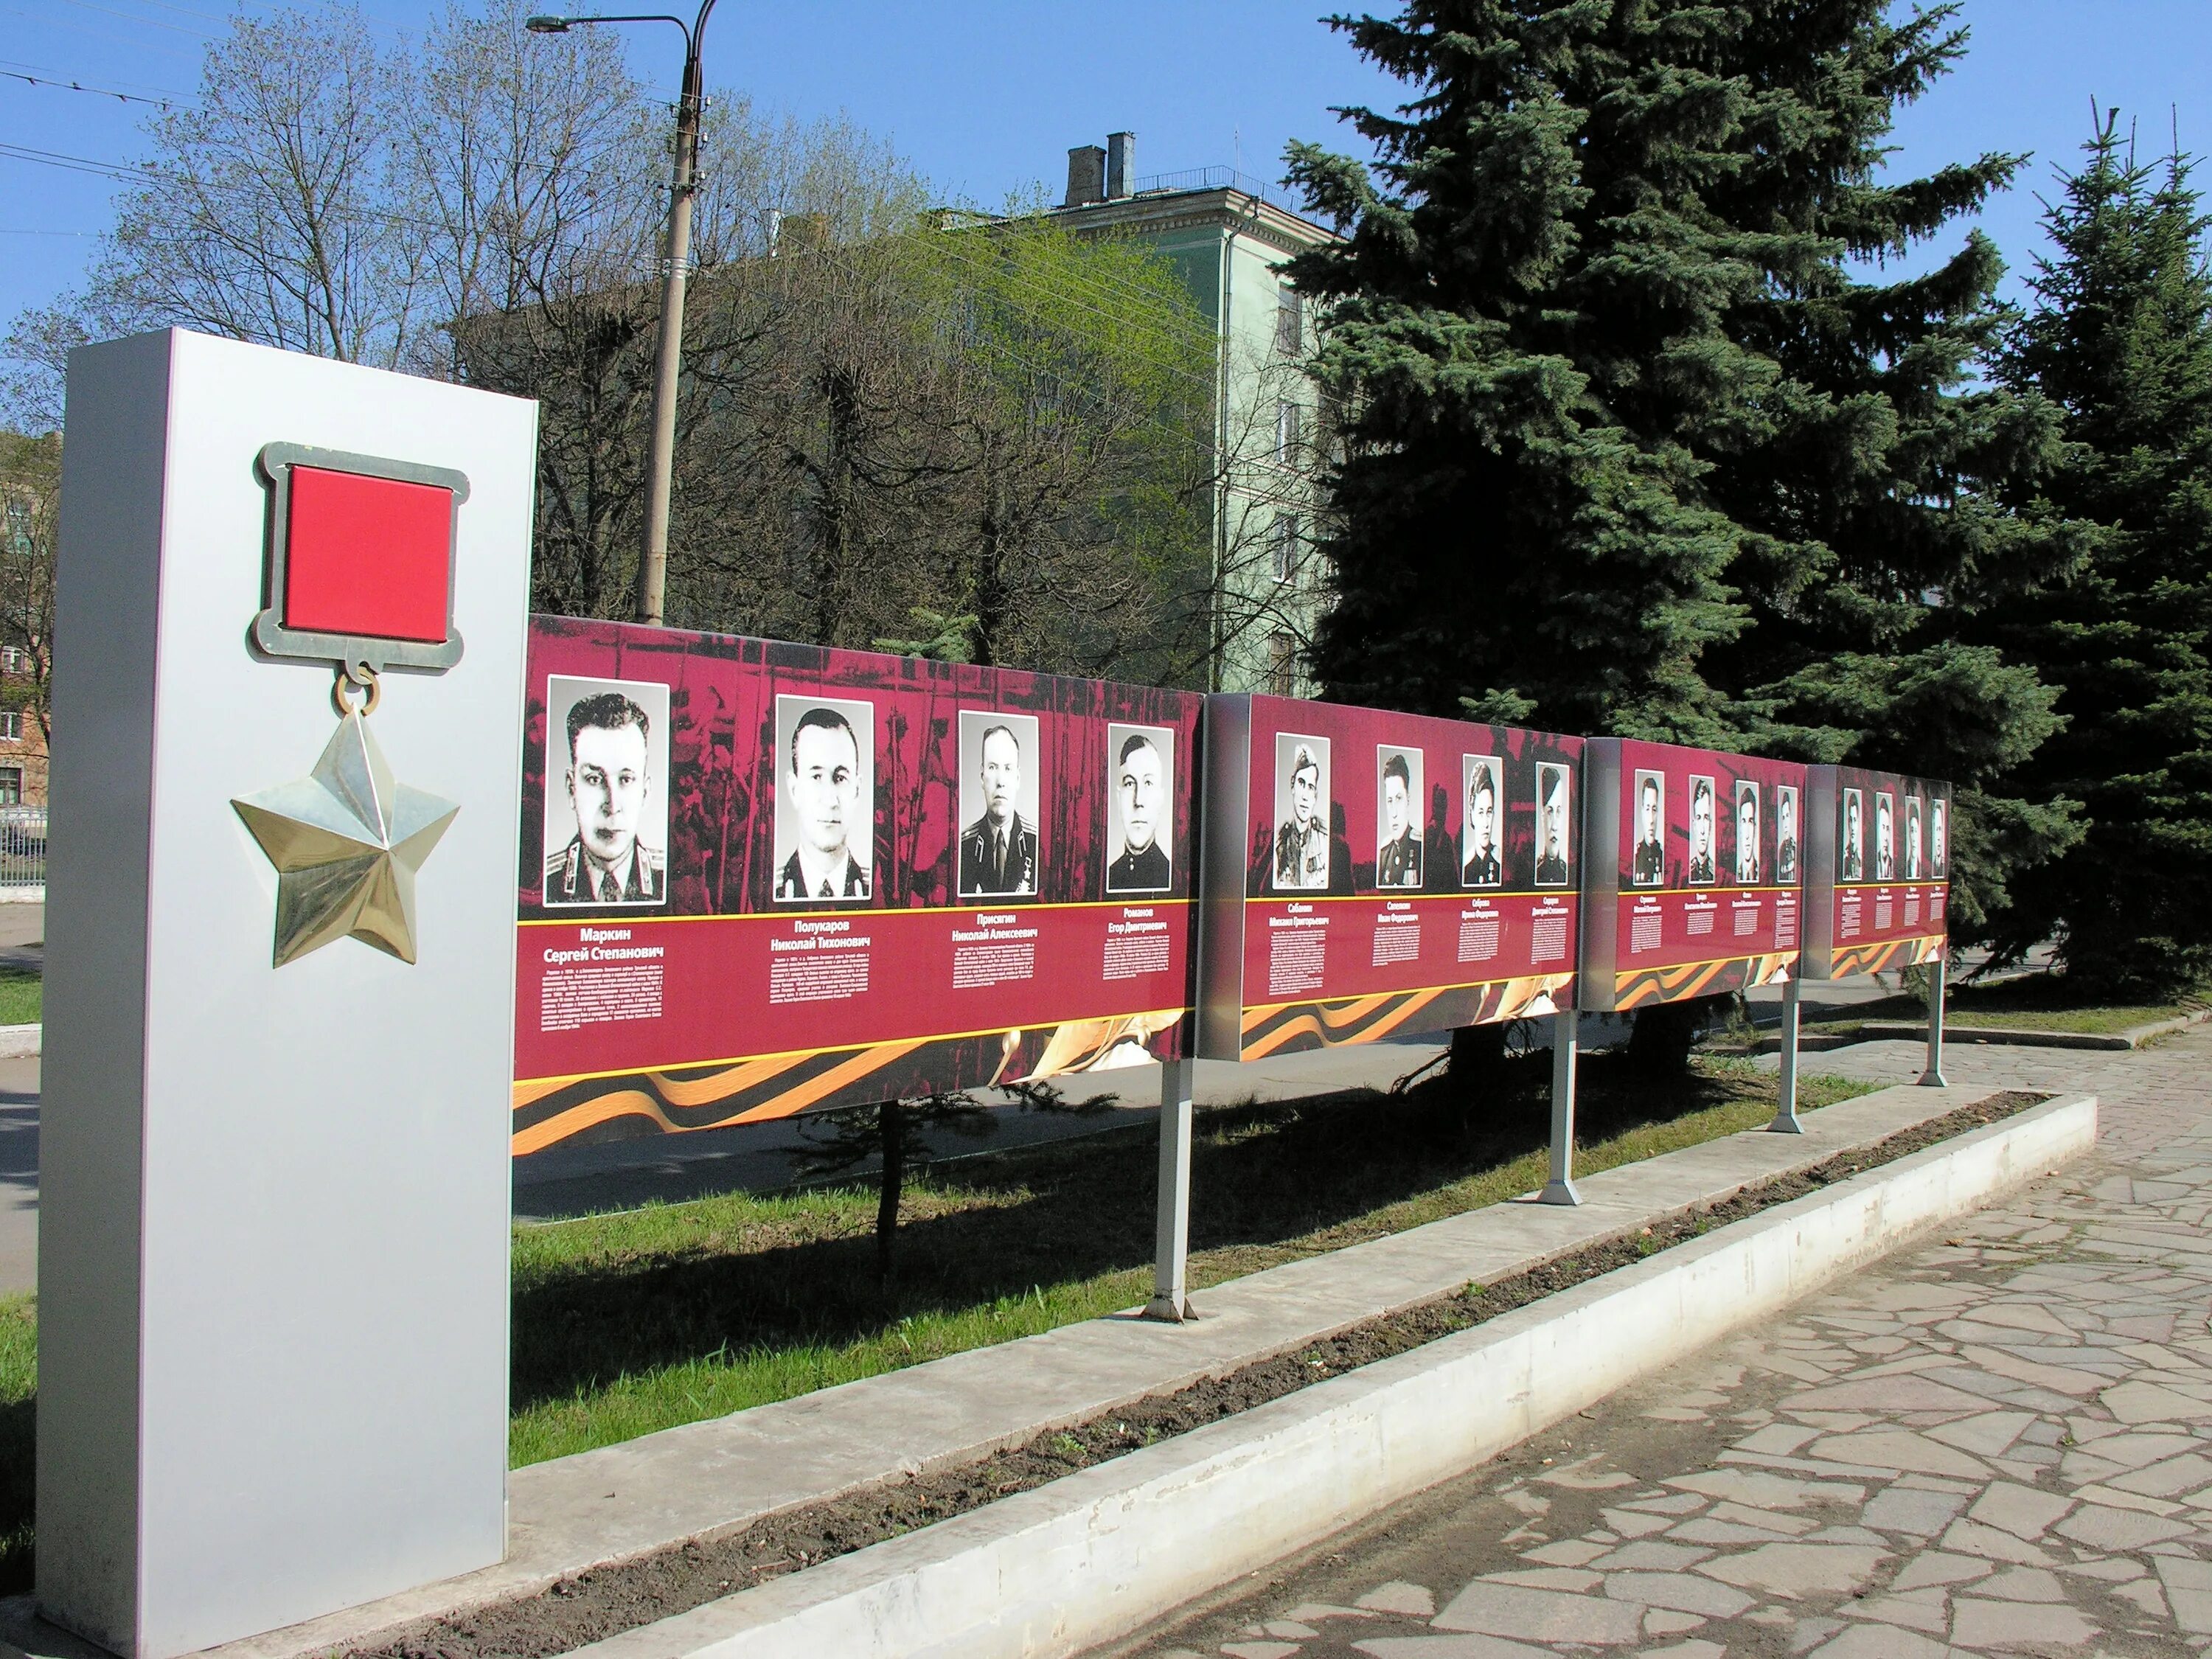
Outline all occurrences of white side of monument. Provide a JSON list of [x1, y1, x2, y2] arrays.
[[38, 330, 536, 1658]]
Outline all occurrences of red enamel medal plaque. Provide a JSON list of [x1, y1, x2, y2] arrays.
[[254, 442, 470, 676]]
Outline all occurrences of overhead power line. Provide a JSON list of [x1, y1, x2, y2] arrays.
[[2, 68, 174, 108], [0, 58, 189, 101]]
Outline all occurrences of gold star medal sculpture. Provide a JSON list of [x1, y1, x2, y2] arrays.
[[234, 442, 472, 967]]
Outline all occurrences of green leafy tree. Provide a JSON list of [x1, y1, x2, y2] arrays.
[[1284, 0, 2077, 935], [1973, 118, 2212, 993]]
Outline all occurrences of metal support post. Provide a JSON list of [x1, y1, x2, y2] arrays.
[[1145, 1056, 1197, 1321], [1918, 950, 1948, 1087], [1768, 973, 1805, 1133], [1540, 1009, 1582, 1206]]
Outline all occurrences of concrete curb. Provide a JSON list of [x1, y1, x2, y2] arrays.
[[566, 1091, 2097, 1659], [1742, 1006, 2210, 1054], [0, 1026, 36, 1060]]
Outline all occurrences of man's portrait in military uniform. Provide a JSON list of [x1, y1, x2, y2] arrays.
[[1377, 746, 1423, 888], [773, 695, 872, 902], [1776, 786, 1799, 883], [543, 675, 669, 907], [1905, 796, 1923, 880], [1687, 776, 1717, 886], [1273, 734, 1329, 891], [1734, 781, 1761, 886], [1875, 791, 1896, 880], [1460, 756, 1502, 888], [1930, 800, 1947, 880], [1106, 724, 1173, 894], [1631, 771, 1665, 888], [956, 710, 1040, 898], [1841, 788, 1864, 881], [1534, 763, 1571, 886]]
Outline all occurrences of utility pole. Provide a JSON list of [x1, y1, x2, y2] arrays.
[[529, 3, 719, 626]]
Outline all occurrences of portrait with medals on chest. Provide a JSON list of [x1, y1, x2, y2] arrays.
[[956, 710, 1040, 900], [1273, 732, 1331, 891], [543, 674, 670, 908]]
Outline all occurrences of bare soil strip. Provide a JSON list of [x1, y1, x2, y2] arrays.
[[359, 1091, 2044, 1659]]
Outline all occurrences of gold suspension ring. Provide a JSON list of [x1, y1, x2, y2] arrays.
[[332, 664, 383, 719]]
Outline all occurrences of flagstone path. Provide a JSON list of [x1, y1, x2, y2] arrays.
[[1103, 1027, 2212, 1658]]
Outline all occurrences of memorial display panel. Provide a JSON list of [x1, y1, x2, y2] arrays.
[[1580, 738, 1808, 1010], [1802, 764, 1952, 979], [512, 619, 1201, 1151], [1196, 693, 1582, 1060]]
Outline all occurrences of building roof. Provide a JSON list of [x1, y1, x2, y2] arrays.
[[1048, 176, 1342, 259]]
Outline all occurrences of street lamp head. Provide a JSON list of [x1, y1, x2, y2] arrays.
[[524, 15, 572, 32]]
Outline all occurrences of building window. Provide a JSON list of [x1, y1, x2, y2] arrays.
[[1266, 633, 1298, 698], [1275, 286, 1303, 355], [1275, 400, 1301, 464], [0, 648, 23, 674], [0, 714, 18, 743], [1270, 513, 1300, 582], [0, 769, 21, 806]]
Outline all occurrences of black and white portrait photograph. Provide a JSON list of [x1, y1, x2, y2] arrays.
[[773, 694, 874, 902], [1931, 799, 1948, 880], [1460, 755, 1502, 888], [543, 675, 670, 908], [1875, 790, 1896, 880], [1688, 775, 1717, 886], [957, 710, 1040, 898], [1842, 788, 1865, 880], [1733, 781, 1761, 886], [1631, 770, 1665, 888], [1534, 764, 1571, 886], [1105, 723, 1173, 894], [1777, 786, 1799, 883], [1273, 734, 1330, 891], [1905, 796, 1924, 880], [1377, 745, 1424, 888]]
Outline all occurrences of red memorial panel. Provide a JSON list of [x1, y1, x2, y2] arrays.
[[1197, 693, 1582, 1060], [1805, 765, 1951, 980], [512, 619, 1202, 1153], [1584, 739, 1808, 1009]]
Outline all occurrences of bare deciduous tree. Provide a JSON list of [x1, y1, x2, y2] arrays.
[[0, 433, 60, 763], [1, 0, 1323, 695]]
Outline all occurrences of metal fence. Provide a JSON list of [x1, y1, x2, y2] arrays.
[[0, 806, 45, 888]]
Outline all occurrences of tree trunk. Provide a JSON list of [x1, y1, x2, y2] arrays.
[[874, 1099, 906, 1284], [1448, 1022, 1508, 1090], [1627, 999, 1708, 1077]]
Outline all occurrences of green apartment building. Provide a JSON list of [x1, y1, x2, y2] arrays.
[[1048, 134, 1338, 695]]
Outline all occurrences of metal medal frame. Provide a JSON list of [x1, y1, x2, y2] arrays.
[[253, 441, 471, 681]]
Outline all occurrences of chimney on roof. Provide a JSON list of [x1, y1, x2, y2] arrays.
[[1065, 145, 1106, 207], [1106, 131, 1135, 200]]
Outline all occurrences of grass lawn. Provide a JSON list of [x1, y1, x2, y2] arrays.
[[0, 1050, 1877, 1593], [508, 1051, 1875, 1466], [0, 970, 38, 1028], [1806, 973, 2201, 1037]]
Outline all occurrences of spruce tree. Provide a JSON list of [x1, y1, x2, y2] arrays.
[[1976, 119, 2212, 994], [1286, 1, 2078, 931]]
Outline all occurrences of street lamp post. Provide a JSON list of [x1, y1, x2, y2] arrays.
[[529, 4, 717, 627]]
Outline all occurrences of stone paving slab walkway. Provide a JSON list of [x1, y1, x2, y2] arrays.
[[1102, 1027, 2212, 1659]]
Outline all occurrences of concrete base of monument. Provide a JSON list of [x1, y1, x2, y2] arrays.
[[0, 1086, 2092, 1659]]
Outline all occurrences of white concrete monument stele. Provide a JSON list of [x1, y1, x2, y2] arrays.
[[40, 330, 536, 1658]]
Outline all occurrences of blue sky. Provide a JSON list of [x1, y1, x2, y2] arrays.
[[4, 1, 2211, 334]]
